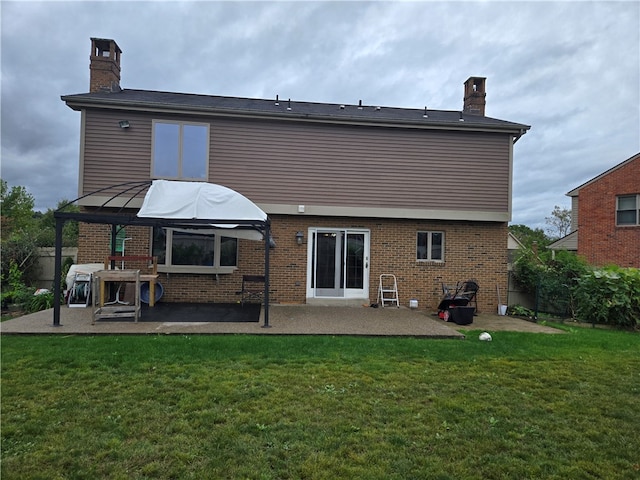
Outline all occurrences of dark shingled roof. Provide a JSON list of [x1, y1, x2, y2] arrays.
[[62, 88, 530, 135]]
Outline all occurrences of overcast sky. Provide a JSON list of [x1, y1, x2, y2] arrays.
[[2, 0, 639, 230]]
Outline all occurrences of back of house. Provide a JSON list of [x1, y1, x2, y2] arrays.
[[61, 38, 530, 313]]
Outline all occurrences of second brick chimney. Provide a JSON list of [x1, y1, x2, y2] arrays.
[[463, 77, 486, 116], [89, 38, 122, 93]]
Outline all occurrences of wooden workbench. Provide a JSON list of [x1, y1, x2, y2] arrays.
[[104, 256, 159, 307], [93, 269, 141, 323]]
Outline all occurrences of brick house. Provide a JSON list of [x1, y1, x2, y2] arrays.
[[552, 152, 640, 267], [60, 38, 530, 313]]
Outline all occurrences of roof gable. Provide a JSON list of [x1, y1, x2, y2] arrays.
[[548, 230, 578, 251], [567, 152, 640, 196]]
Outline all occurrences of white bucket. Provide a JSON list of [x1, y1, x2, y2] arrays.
[[409, 299, 418, 309], [498, 304, 508, 316]]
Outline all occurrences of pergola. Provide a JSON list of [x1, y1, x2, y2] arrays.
[[52, 180, 272, 327]]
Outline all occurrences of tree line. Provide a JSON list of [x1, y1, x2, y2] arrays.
[[1, 179, 78, 296]]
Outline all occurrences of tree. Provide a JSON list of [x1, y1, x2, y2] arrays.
[[508, 224, 550, 250], [545, 205, 572, 240], [1, 179, 35, 234], [36, 200, 79, 247], [1, 181, 79, 292], [1, 179, 39, 288]]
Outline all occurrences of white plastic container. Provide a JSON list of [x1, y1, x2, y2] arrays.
[[498, 304, 508, 316], [409, 299, 418, 309]]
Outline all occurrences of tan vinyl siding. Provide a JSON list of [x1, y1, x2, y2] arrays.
[[213, 119, 511, 213], [81, 111, 511, 213], [571, 195, 579, 232], [82, 110, 153, 197]]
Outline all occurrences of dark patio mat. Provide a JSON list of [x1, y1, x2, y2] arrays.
[[137, 302, 261, 323]]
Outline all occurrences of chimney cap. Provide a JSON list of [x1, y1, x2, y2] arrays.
[[91, 37, 122, 54]]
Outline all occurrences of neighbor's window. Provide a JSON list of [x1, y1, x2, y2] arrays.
[[417, 231, 444, 261], [616, 195, 639, 226], [152, 227, 237, 273], [152, 121, 209, 180]]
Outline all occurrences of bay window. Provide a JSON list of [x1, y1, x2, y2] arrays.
[[153, 227, 238, 273]]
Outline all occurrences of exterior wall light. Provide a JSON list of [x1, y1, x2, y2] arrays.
[[118, 120, 130, 129], [295, 231, 304, 245]]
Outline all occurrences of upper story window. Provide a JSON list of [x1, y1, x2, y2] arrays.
[[152, 121, 209, 180], [616, 195, 639, 226], [152, 227, 238, 274], [417, 231, 444, 261]]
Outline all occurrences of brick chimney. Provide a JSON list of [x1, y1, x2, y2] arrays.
[[89, 38, 122, 93], [463, 77, 486, 116]]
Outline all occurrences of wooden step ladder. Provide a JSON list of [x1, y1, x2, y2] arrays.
[[377, 274, 399, 308]]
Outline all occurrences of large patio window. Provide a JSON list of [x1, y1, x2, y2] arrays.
[[152, 227, 237, 273], [616, 195, 639, 226], [152, 121, 209, 180], [417, 231, 444, 261]]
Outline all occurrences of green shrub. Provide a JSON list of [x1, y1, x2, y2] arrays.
[[0, 261, 34, 309], [513, 249, 589, 317], [0, 231, 40, 288], [507, 304, 535, 318], [573, 266, 640, 328], [27, 291, 57, 313]]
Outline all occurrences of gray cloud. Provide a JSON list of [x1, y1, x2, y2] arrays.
[[1, 1, 638, 229]]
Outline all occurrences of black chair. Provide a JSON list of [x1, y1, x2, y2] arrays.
[[460, 280, 479, 314], [237, 275, 265, 306]]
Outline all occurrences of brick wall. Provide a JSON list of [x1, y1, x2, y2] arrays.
[[78, 214, 509, 312], [78, 222, 150, 263], [577, 157, 640, 267]]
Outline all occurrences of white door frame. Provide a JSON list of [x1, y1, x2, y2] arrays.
[[305, 227, 370, 300]]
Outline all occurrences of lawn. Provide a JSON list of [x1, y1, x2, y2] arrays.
[[2, 327, 639, 479]]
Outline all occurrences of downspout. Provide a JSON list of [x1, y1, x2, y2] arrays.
[[512, 128, 527, 144]]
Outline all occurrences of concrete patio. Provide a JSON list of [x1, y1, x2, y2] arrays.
[[0, 304, 565, 337]]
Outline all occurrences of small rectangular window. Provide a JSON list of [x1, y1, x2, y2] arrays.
[[417, 231, 444, 261], [152, 121, 209, 180], [617, 195, 639, 226]]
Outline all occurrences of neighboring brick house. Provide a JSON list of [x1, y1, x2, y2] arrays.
[[61, 38, 530, 312], [553, 152, 640, 267]]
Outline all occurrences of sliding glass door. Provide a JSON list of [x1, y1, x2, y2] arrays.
[[307, 228, 369, 299]]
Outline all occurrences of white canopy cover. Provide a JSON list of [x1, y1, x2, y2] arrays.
[[137, 180, 268, 240]]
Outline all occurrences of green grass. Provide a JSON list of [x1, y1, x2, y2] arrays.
[[2, 327, 639, 479]]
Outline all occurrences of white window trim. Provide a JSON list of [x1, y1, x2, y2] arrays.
[[416, 231, 445, 262], [616, 194, 640, 226], [154, 228, 237, 275], [151, 120, 210, 181]]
